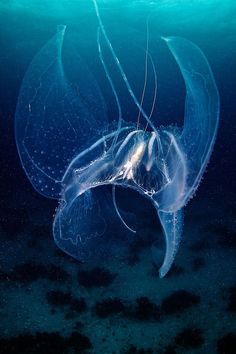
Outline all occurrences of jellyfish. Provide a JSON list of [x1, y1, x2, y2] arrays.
[[15, 1, 219, 277]]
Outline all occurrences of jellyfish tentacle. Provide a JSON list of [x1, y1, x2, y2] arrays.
[[92, 0, 158, 135], [144, 51, 158, 130], [112, 185, 136, 233], [137, 18, 150, 129], [97, 28, 122, 150]]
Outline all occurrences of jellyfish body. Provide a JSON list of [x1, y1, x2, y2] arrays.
[[15, 6, 219, 277]]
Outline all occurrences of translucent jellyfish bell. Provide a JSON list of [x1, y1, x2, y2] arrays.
[[15, 2, 219, 278]]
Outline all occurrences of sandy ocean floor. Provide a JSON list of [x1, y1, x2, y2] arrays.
[[0, 190, 236, 354]]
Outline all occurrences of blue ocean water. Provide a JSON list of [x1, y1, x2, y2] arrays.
[[0, 1, 236, 353]]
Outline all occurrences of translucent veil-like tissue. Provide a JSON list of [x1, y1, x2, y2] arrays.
[[15, 1, 219, 277]]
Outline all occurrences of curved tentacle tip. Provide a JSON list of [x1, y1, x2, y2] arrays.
[[57, 25, 67, 34], [159, 268, 168, 279], [161, 36, 170, 42]]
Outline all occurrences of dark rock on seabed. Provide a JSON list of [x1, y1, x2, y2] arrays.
[[174, 327, 204, 349], [78, 266, 117, 288], [163, 345, 177, 354], [46, 290, 87, 314], [227, 286, 236, 312], [125, 296, 161, 321], [0, 262, 70, 284], [121, 344, 154, 354], [161, 290, 201, 315], [95, 297, 126, 318], [0, 331, 92, 354], [217, 333, 236, 354]]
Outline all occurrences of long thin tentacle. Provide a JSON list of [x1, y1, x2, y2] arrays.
[[137, 19, 149, 129], [97, 28, 122, 150], [112, 185, 136, 233], [92, 0, 159, 136], [145, 51, 158, 131]]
